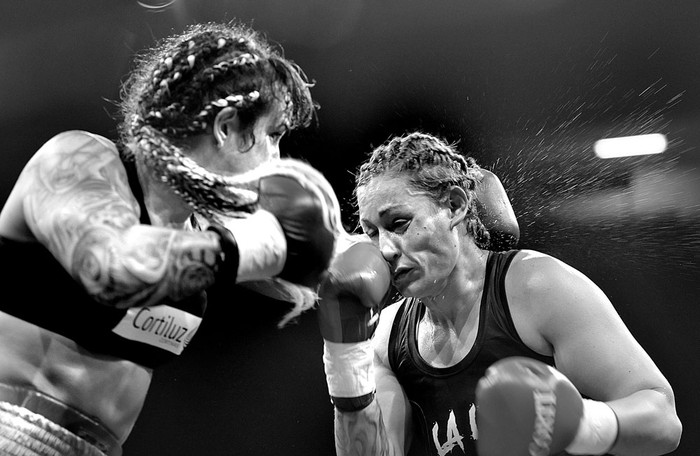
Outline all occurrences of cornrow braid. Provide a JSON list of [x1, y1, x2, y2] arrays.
[[135, 124, 259, 219], [116, 21, 316, 216], [356, 131, 491, 247], [192, 87, 261, 132], [133, 123, 341, 222], [136, 35, 267, 140], [147, 33, 237, 106], [118, 20, 315, 155]]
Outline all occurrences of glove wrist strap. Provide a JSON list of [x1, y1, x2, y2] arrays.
[[207, 223, 240, 283], [330, 392, 376, 413], [323, 339, 376, 411], [218, 211, 286, 282], [566, 399, 619, 455]]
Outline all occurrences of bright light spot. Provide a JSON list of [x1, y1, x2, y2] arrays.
[[137, 0, 178, 10], [594, 133, 667, 159]]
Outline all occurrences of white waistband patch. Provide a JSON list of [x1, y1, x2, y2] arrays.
[[112, 305, 202, 355]]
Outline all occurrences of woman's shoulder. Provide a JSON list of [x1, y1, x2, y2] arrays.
[[24, 130, 122, 178], [503, 250, 584, 319], [38, 130, 118, 157], [506, 249, 577, 289], [504, 249, 600, 336], [501, 249, 571, 355]]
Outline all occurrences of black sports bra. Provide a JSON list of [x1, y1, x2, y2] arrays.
[[0, 159, 206, 369]]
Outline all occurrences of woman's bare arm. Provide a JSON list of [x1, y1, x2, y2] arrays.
[[19, 131, 222, 308], [508, 250, 682, 456]]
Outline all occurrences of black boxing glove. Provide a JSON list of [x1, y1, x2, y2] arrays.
[[475, 169, 520, 251], [256, 160, 340, 289], [204, 159, 340, 289]]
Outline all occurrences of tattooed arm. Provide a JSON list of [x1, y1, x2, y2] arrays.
[[15, 130, 222, 309], [334, 303, 413, 456], [334, 365, 412, 455]]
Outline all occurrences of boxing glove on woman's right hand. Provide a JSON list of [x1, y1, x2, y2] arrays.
[[208, 158, 340, 289], [257, 167, 339, 290]]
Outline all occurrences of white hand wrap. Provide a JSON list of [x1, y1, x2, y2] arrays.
[[323, 339, 375, 398], [221, 210, 286, 282], [566, 399, 619, 455]]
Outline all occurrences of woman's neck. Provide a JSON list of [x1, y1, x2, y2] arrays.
[[136, 163, 192, 228], [421, 245, 489, 327], [417, 247, 489, 367]]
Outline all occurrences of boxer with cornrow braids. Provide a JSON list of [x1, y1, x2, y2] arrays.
[[315, 131, 681, 456], [355, 132, 493, 250], [119, 22, 316, 218], [0, 20, 341, 456]]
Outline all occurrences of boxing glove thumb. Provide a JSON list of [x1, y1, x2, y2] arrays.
[[475, 357, 583, 456], [317, 241, 391, 343]]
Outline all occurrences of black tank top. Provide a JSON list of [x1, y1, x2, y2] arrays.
[[0, 160, 207, 369], [388, 250, 554, 456]]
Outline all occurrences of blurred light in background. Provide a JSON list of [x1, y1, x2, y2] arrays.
[[594, 133, 667, 159]]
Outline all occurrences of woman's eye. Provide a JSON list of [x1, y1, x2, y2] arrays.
[[391, 219, 409, 231], [364, 228, 377, 238]]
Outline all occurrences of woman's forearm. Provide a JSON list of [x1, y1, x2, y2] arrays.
[[334, 400, 403, 456], [607, 388, 682, 456]]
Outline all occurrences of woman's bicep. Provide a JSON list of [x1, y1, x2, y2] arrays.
[[17, 132, 178, 308], [530, 257, 682, 454], [13, 131, 221, 310], [534, 256, 671, 401]]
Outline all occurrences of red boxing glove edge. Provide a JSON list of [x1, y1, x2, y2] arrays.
[[317, 241, 392, 343]]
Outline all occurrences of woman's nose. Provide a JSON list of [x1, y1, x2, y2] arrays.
[[379, 233, 400, 263]]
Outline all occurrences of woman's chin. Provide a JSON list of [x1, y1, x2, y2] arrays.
[[394, 281, 425, 299]]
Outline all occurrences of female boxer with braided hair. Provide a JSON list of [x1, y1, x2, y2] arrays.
[[0, 21, 340, 456], [317, 131, 681, 456]]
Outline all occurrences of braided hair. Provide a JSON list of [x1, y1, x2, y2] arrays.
[[117, 21, 316, 219], [355, 131, 491, 248]]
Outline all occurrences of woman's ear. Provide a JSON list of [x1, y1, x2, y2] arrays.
[[447, 185, 469, 230], [213, 107, 239, 148]]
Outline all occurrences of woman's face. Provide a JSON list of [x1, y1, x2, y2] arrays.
[[357, 174, 461, 298], [199, 100, 289, 176]]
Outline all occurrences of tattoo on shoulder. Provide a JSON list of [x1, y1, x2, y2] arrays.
[[20, 133, 222, 307], [25, 133, 139, 243]]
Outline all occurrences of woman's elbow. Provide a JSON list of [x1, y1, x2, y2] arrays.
[[655, 389, 682, 454], [660, 413, 682, 454]]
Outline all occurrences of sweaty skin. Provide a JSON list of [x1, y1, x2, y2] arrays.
[[0, 98, 294, 442], [0, 131, 223, 441], [328, 172, 680, 456], [8, 132, 223, 308]]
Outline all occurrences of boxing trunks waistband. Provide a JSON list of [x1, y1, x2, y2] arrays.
[[0, 383, 121, 456]]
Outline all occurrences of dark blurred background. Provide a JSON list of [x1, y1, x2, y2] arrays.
[[2, 1, 698, 455]]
